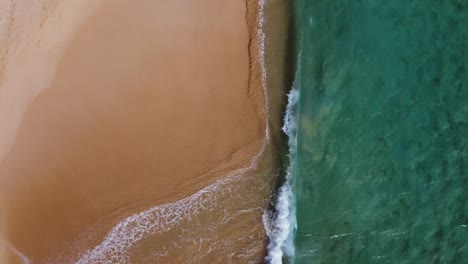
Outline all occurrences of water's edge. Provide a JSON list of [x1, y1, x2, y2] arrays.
[[265, 86, 299, 264], [265, 49, 302, 262]]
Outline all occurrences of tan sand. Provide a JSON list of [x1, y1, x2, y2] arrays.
[[0, 0, 268, 262]]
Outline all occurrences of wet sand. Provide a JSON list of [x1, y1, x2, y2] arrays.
[[0, 0, 268, 263]]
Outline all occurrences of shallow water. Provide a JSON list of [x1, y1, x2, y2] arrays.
[[291, 1, 468, 263]]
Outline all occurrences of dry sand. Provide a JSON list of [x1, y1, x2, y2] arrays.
[[0, 0, 269, 262]]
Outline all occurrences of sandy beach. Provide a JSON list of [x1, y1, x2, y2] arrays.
[[0, 0, 275, 262]]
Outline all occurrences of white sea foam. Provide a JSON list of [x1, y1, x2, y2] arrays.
[[265, 85, 299, 264], [257, 0, 270, 142], [74, 1, 271, 262], [75, 140, 268, 264]]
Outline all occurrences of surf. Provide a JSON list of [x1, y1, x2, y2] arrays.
[[265, 76, 300, 263]]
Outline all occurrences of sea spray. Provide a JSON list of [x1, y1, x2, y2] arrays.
[[265, 84, 299, 264]]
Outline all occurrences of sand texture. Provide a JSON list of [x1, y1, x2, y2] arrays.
[[0, 0, 269, 262]]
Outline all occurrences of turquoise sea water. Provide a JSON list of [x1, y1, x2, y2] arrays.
[[290, 1, 468, 263]]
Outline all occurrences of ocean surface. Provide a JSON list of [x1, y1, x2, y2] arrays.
[[268, 1, 468, 263]]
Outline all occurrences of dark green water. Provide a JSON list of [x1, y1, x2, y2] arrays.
[[293, 1, 468, 263]]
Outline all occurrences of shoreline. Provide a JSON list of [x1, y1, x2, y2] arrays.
[[0, 0, 281, 263], [72, 1, 276, 262], [71, 1, 277, 262], [261, 0, 293, 262]]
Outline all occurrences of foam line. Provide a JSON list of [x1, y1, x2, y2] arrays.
[[265, 85, 299, 264]]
